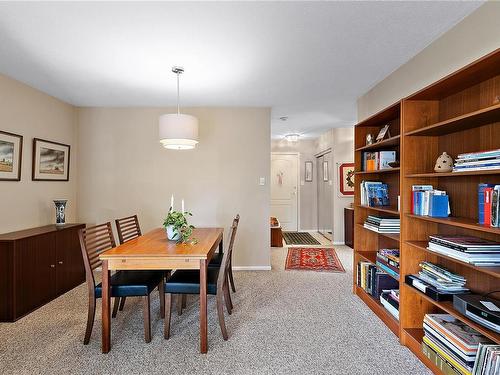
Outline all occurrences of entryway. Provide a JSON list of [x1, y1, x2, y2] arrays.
[[270, 153, 298, 231], [316, 149, 333, 240]]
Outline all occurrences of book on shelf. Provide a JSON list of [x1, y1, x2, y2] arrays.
[[376, 249, 400, 280], [412, 185, 450, 217], [362, 151, 396, 171], [422, 342, 463, 375], [380, 290, 399, 320], [472, 344, 500, 375], [454, 148, 500, 173], [480, 184, 500, 227], [427, 235, 500, 266], [363, 215, 400, 234], [357, 261, 398, 299], [360, 180, 390, 207]]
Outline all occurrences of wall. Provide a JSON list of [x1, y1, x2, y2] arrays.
[[358, 2, 500, 120], [77, 107, 271, 269], [271, 139, 317, 230], [0, 74, 77, 233]]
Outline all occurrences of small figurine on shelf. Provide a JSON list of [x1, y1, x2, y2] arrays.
[[375, 123, 391, 142], [434, 152, 453, 173], [365, 133, 374, 145]]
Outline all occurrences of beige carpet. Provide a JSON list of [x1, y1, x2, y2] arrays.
[[0, 245, 431, 375]]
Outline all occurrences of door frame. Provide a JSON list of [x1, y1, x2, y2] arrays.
[[270, 152, 300, 232], [315, 148, 333, 240]]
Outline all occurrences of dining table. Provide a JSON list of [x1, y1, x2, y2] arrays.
[[99, 227, 224, 354]]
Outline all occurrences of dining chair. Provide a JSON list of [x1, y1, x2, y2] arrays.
[[115, 214, 142, 244], [78, 222, 165, 344], [163, 215, 240, 341]]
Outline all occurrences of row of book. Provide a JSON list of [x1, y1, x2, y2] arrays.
[[360, 181, 390, 207], [411, 185, 450, 218], [454, 148, 500, 173], [363, 215, 400, 233], [422, 314, 494, 375], [478, 184, 500, 227], [472, 344, 500, 375], [380, 289, 399, 321], [376, 248, 400, 280], [362, 151, 396, 171], [427, 235, 500, 267]]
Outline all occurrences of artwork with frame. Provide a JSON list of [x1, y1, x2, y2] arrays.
[[305, 161, 313, 182], [376, 123, 391, 142], [322, 161, 329, 182], [0, 130, 23, 181], [32, 138, 70, 181], [338, 162, 355, 196]]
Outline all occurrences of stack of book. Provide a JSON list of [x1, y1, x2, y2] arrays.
[[411, 185, 450, 217], [362, 151, 396, 171], [472, 344, 500, 374], [422, 314, 493, 375], [427, 235, 500, 267], [364, 215, 400, 233], [360, 181, 390, 207], [453, 148, 500, 172], [357, 261, 398, 299], [380, 289, 399, 320], [376, 249, 400, 280], [478, 184, 500, 227], [406, 262, 469, 301]]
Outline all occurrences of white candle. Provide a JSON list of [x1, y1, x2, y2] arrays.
[[170, 194, 174, 211], [182, 199, 185, 213]]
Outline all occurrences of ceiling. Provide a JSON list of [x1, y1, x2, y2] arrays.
[[0, 2, 483, 138]]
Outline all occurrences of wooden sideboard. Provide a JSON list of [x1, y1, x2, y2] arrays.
[[0, 223, 85, 322], [344, 207, 354, 249]]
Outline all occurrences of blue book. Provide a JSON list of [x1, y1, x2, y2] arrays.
[[429, 195, 450, 218], [478, 184, 495, 224], [376, 261, 399, 280]]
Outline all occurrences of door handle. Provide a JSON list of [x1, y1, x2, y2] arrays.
[[50, 264, 55, 268], [58, 261, 63, 265]]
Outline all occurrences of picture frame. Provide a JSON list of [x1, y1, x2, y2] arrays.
[[32, 138, 70, 181], [322, 161, 329, 182], [305, 161, 313, 182], [0, 130, 23, 181], [338, 162, 355, 196], [375, 123, 391, 142]]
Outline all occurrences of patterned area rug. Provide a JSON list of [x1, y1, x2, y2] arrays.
[[282, 232, 320, 245], [285, 247, 345, 273]]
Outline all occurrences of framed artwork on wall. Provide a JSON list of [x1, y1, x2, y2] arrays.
[[322, 161, 329, 182], [32, 138, 70, 181], [338, 162, 355, 196], [0, 130, 23, 181], [305, 161, 313, 182]]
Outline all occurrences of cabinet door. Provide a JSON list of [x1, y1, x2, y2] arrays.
[[56, 227, 85, 295], [15, 233, 56, 318]]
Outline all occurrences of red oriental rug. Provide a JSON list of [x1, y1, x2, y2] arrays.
[[285, 247, 345, 273]]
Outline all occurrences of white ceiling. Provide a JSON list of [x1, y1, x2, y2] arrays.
[[0, 1, 483, 138]]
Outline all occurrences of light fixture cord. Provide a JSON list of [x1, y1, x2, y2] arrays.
[[176, 72, 180, 115]]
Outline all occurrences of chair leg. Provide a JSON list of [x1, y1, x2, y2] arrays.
[[143, 295, 151, 343], [181, 294, 187, 308], [177, 294, 184, 316], [119, 296, 126, 311], [159, 282, 165, 319], [228, 262, 236, 293], [83, 296, 96, 345], [224, 279, 233, 315], [164, 293, 172, 339], [216, 293, 229, 341], [112, 297, 120, 318]]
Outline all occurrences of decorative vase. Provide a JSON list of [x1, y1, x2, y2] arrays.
[[53, 199, 67, 226], [165, 225, 180, 241], [434, 152, 453, 173]]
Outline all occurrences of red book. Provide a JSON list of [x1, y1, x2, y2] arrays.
[[484, 187, 493, 227]]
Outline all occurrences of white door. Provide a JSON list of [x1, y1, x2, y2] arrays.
[[271, 153, 298, 231]]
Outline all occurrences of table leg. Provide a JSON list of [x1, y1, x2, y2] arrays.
[[102, 260, 111, 353], [200, 258, 208, 353], [219, 237, 223, 254]]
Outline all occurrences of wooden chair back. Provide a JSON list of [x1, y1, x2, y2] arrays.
[[78, 222, 116, 290], [115, 215, 142, 244], [217, 215, 240, 289]]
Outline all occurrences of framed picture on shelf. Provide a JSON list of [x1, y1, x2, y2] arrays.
[[305, 161, 313, 182], [0, 130, 23, 181], [338, 162, 355, 196], [322, 161, 329, 182], [376, 123, 391, 142], [32, 138, 70, 181]]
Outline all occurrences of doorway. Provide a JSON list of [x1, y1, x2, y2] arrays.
[[270, 153, 298, 231], [316, 150, 333, 240]]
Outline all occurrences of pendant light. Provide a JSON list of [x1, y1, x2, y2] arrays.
[[159, 66, 199, 150]]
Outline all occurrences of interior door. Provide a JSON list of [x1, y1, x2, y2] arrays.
[[271, 153, 298, 231], [317, 152, 333, 240]]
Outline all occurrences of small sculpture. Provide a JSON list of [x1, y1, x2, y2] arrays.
[[434, 152, 453, 173], [366, 133, 374, 145], [53, 199, 67, 226]]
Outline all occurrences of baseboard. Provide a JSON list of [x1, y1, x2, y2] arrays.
[[333, 241, 345, 245], [232, 266, 271, 271]]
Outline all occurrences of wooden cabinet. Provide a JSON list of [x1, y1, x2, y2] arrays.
[[0, 224, 85, 322], [344, 207, 354, 248]]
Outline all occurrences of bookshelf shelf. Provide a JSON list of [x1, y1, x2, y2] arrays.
[[356, 205, 399, 215], [406, 169, 500, 178], [406, 241, 500, 278], [403, 283, 500, 344], [356, 223, 400, 242], [405, 103, 500, 137], [355, 135, 400, 152], [406, 214, 500, 235], [357, 251, 377, 263], [355, 167, 400, 175]]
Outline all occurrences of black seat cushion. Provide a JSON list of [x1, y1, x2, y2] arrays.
[[208, 252, 223, 267], [165, 268, 219, 295], [95, 270, 165, 298]]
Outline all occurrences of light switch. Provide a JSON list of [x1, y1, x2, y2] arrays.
[[300, 180, 305, 186], [259, 177, 266, 186]]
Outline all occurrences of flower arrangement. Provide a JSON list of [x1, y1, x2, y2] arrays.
[[163, 196, 196, 244]]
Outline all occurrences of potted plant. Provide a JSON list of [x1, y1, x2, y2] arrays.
[[163, 207, 195, 243]]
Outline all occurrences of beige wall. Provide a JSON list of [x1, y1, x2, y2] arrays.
[[358, 2, 500, 120], [0, 74, 77, 233], [77, 107, 271, 269]]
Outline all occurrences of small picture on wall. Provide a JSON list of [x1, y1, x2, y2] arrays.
[[305, 161, 313, 182], [323, 161, 329, 182], [0, 131, 23, 181], [339, 162, 355, 196], [32, 138, 70, 181]]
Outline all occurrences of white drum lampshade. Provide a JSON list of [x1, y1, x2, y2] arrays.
[[159, 113, 199, 150]]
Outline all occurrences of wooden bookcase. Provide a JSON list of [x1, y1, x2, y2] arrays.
[[353, 49, 500, 374]]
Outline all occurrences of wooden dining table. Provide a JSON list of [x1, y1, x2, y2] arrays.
[[99, 227, 223, 354]]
